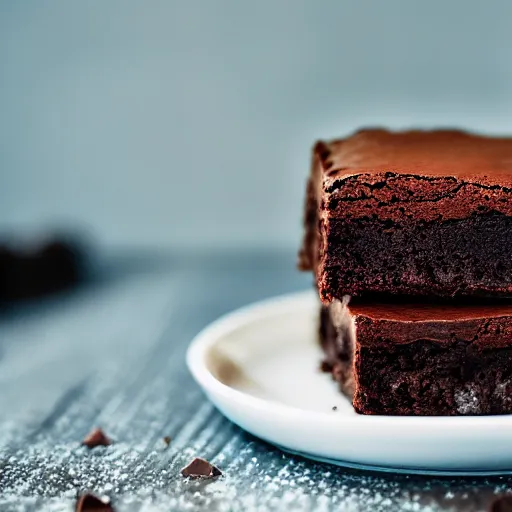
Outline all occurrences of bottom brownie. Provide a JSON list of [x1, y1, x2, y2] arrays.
[[320, 301, 512, 415]]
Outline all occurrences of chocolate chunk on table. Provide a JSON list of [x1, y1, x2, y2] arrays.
[[181, 457, 222, 479], [75, 493, 114, 512], [82, 428, 112, 448]]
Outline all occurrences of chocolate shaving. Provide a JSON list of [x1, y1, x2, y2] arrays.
[[181, 457, 222, 479], [75, 493, 114, 512], [82, 428, 112, 449], [489, 495, 512, 512], [163, 436, 171, 446], [319, 360, 332, 372]]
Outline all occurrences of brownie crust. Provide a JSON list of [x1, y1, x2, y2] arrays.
[[300, 129, 512, 301], [320, 300, 512, 415]]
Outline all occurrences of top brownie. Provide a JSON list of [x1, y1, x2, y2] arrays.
[[299, 129, 512, 301]]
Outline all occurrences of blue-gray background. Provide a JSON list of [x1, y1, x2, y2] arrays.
[[1, 0, 512, 250]]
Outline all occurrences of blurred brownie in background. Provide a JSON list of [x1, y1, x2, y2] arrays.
[[0, 235, 85, 302]]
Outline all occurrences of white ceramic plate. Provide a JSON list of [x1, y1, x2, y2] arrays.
[[186, 290, 512, 475]]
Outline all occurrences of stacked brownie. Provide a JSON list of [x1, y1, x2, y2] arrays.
[[299, 129, 512, 415]]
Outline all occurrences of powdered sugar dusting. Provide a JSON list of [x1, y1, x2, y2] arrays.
[[454, 385, 481, 415], [2, 435, 510, 511], [494, 380, 512, 408]]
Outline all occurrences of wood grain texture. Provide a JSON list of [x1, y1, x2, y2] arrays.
[[0, 250, 510, 512]]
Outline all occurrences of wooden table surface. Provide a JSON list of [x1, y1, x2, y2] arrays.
[[0, 249, 510, 512]]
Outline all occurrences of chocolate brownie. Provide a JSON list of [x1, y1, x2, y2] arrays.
[[0, 237, 83, 301], [320, 300, 512, 415], [299, 129, 512, 301]]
